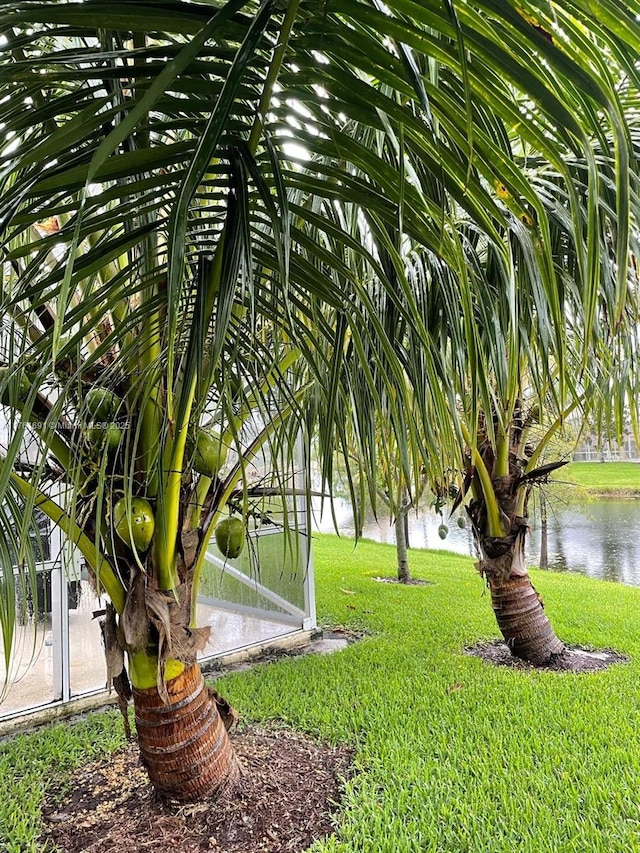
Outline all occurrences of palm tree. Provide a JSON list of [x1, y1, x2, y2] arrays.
[[0, 0, 445, 801], [289, 8, 640, 662], [0, 0, 637, 806], [403, 164, 639, 663]]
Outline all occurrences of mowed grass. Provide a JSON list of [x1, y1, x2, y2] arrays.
[[3, 534, 640, 852], [564, 461, 640, 495]]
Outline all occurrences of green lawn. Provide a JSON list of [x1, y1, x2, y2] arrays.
[[564, 461, 640, 495], [3, 534, 640, 852]]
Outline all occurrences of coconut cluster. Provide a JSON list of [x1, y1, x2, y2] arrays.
[[80, 385, 244, 559]]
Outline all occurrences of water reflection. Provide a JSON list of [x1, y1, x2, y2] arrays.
[[527, 500, 640, 585], [312, 497, 640, 586]]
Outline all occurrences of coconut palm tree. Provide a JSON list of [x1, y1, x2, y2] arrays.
[[442, 101, 640, 661], [390, 157, 639, 663], [0, 0, 449, 801], [0, 0, 638, 804], [294, 13, 640, 662]]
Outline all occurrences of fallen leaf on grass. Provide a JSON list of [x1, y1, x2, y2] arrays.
[[339, 588, 356, 595]]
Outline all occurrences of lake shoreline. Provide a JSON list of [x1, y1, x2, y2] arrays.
[[564, 461, 640, 499], [579, 489, 640, 499], [315, 489, 640, 586]]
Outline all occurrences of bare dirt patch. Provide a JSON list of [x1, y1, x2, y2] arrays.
[[42, 724, 353, 853], [465, 639, 629, 673], [372, 576, 434, 586]]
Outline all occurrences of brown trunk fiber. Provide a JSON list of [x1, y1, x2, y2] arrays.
[[133, 663, 240, 802], [480, 529, 564, 666], [489, 574, 565, 665]]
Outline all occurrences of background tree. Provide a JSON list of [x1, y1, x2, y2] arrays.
[[291, 6, 640, 662], [416, 204, 638, 663]]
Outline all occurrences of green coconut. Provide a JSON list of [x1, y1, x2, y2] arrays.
[[86, 423, 122, 454], [194, 430, 228, 477], [456, 515, 467, 529], [437, 523, 449, 540], [86, 387, 120, 421], [113, 497, 155, 552], [214, 517, 245, 559], [0, 366, 31, 405]]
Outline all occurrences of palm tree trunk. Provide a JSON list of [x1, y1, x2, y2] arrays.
[[480, 529, 564, 665], [132, 663, 240, 802]]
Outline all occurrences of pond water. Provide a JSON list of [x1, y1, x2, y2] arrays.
[[312, 497, 640, 586]]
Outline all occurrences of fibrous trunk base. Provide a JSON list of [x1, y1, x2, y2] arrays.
[[133, 663, 240, 802], [490, 575, 565, 666]]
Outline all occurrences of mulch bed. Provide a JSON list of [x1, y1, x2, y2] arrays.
[[372, 576, 433, 586], [465, 639, 629, 673], [42, 724, 353, 853]]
